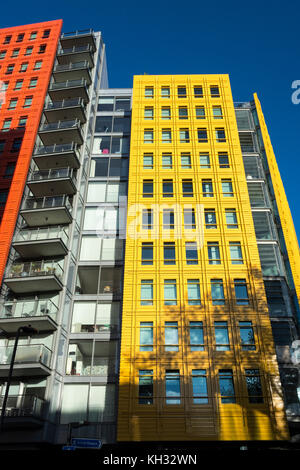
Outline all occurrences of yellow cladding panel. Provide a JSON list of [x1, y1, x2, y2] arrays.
[[117, 75, 289, 442]]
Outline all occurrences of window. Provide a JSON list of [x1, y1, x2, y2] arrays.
[[164, 242, 176, 265], [142, 209, 153, 230], [162, 129, 172, 143], [181, 153, 191, 169], [177, 86, 186, 98], [245, 369, 263, 403], [210, 85, 220, 97], [16, 33, 24, 42], [39, 44, 46, 54], [234, 279, 249, 305], [43, 29, 50, 38], [187, 279, 201, 305], [144, 129, 153, 143], [0, 191, 8, 205], [1, 82, 9, 91], [30, 31, 37, 40], [202, 179, 213, 197], [25, 46, 33, 56], [20, 62, 28, 72], [142, 242, 153, 265], [163, 209, 174, 230], [218, 152, 229, 168], [0, 141, 5, 153], [11, 49, 19, 57], [161, 107, 171, 120], [164, 279, 177, 305], [11, 138, 22, 152], [184, 208, 196, 229], [225, 209, 238, 229], [192, 370, 208, 404], [143, 153, 153, 169], [179, 128, 190, 143], [199, 152, 210, 168], [213, 106, 223, 119], [14, 79, 23, 90], [161, 86, 170, 98], [178, 106, 188, 119], [205, 209, 217, 229], [185, 242, 198, 265], [4, 162, 15, 177], [216, 128, 226, 142], [196, 106, 205, 119], [222, 179, 233, 197], [33, 60, 42, 70], [8, 98, 18, 110], [215, 322, 230, 351], [219, 370, 235, 403], [140, 323, 153, 352], [194, 86, 203, 98], [141, 280, 153, 305], [0, 50, 6, 59], [239, 322, 256, 351], [145, 87, 154, 98], [143, 180, 153, 198], [139, 370, 153, 404], [165, 322, 179, 351], [6, 64, 14, 74], [197, 128, 208, 142], [163, 179, 173, 197], [208, 242, 221, 264], [29, 77, 38, 89], [182, 179, 193, 197], [2, 118, 12, 131], [3, 35, 12, 44], [23, 96, 33, 108], [166, 370, 181, 404], [229, 241, 243, 264], [144, 107, 153, 120], [211, 279, 225, 305], [190, 322, 204, 351], [162, 153, 172, 169]]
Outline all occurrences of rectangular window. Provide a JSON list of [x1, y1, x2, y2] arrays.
[[163, 179, 173, 197], [0, 50, 6, 59], [210, 85, 220, 98], [196, 106, 205, 119], [225, 209, 238, 229], [164, 279, 177, 305], [162, 129, 172, 143], [234, 279, 249, 305], [177, 86, 186, 98], [139, 370, 153, 404], [8, 98, 18, 110], [239, 322, 256, 351], [34, 60, 42, 70], [187, 279, 201, 305], [140, 323, 153, 352], [2, 118, 12, 131], [161, 107, 171, 119], [29, 77, 38, 89], [23, 96, 33, 108], [181, 153, 191, 169], [39, 44, 47, 54], [142, 242, 153, 265], [194, 86, 203, 98], [11, 138, 22, 152], [215, 322, 230, 351], [245, 369, 263, 403], [182, 179, 193, 197], [163, 209, 174, 230], [0, 191, 8, 205], [161, 86, 170, 98], [144, 107, 153, 120], [199, 152, 210, 168], [192, 370, 208, 404], [205, 209, 217, 229], [190, 322, 204, 351], [166, 370, 181, 404], [219, 370, 235, 403], [16, 33, 24, 42], [164, 242, 176, 265], [4, 162, 15, 177], [42, 29, 50, 38], [142, 209, 153, 229], [179, 128, 190, 143], [162, 153, 172, 169], [20, 62, 28, 72], [229, 241, 243, 264], [143, 180, 153, 198], [30, 31, 37, 40], [213, 106, 223, 119], [165, 322, 179, 351], [141, 280, 153, 305], [144, 129, 153, 143], [185, 242, 198, 265], [0, 141, 5, 153], [211, 279, 225, 305], [6, 64, 14, 74], [222, 179, 233, 197], [184, 208, 196, 229], [143, 153, 153, 169], [202, 179, 213, 197], [145, 87, 154, 98], [216, 128, 226, 142], [11, 49, 19, 57], [3, 35, 12, 44], [178, 106, 188, 119], [25, 46, 33, 56], [197, 128, 208, 142], [1, 82, 9, 91], [218, 152, 229, 168], [14, 79, 23, 90], [208, 242, 221, 264]]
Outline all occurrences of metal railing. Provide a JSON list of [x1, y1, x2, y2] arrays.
[[28, 167, 76, 182], [15, 225, 69, 245], [58, 44, 93, 55], [34, 142, 79, 156], [61, 29, 94, 38], [0, 344, 52, 368], [22, 195, 72, 212], [0, 298, 58, 320], [54, 61, 90, 72], [45, 98, 85, 111], [7, 260, 64, 281], [39, 119, 81, 132], [0, 394, 45, 418], [49, 78, 88, 90]]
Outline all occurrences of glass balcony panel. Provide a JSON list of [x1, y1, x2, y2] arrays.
[[0, 344, 51, 368], [0, 394, 44, 418]]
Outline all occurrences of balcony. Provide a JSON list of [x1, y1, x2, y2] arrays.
[[13, 226, 69, 258], [57, 44, 94, 67], [4, 260, 64, 294], [27, 167, 77, 197], [33, 143, 80, 170], [20, 195, 73, 227], [53, 61, 92, 84], [38, 119, 83, 146], [44, 98, 87, 123], [0, 344, 52, 377], [0, 299, 58, 333], [60, 29, 96, 51], [0, 395, 45, 428], [48, 78, 89, 102]]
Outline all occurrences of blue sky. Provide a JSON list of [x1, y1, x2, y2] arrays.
[[2, 0, 300, 237]]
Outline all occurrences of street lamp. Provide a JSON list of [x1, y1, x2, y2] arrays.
[[0, 325, 37, 431]]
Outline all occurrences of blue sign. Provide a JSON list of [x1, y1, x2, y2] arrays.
[[62, 445, 76, 451], [71, 438, 102, 449]]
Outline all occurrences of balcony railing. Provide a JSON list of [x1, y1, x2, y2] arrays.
[[28, 167, 76, 182], [0, 394, 45, 419], [22, 195, 72, 212], [49, 78, 88, 90], [34, 142, 79, 156], [7, 260, 63, 281], [0, 298, 58, 320], [0, 344, 51, 368], [58, 44, 93, 55], [39, 119, 81, 133], [54, 61, 90, 73], [16, 225, 69, 246], [45, 98, 85, 112], [61, 29, 94, 38]]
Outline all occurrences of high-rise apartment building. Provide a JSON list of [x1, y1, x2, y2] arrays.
[[0, 21, 299, 451]]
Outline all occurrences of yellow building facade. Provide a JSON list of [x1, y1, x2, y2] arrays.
[[117, 74, 289, 441]]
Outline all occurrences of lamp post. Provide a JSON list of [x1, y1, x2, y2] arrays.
[[0, 325, 37, 432]]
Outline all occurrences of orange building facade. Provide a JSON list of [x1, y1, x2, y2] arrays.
[[0, 20, 62, 284]]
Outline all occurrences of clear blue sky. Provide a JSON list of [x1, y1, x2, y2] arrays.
[[2, 0, 300, 237]]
